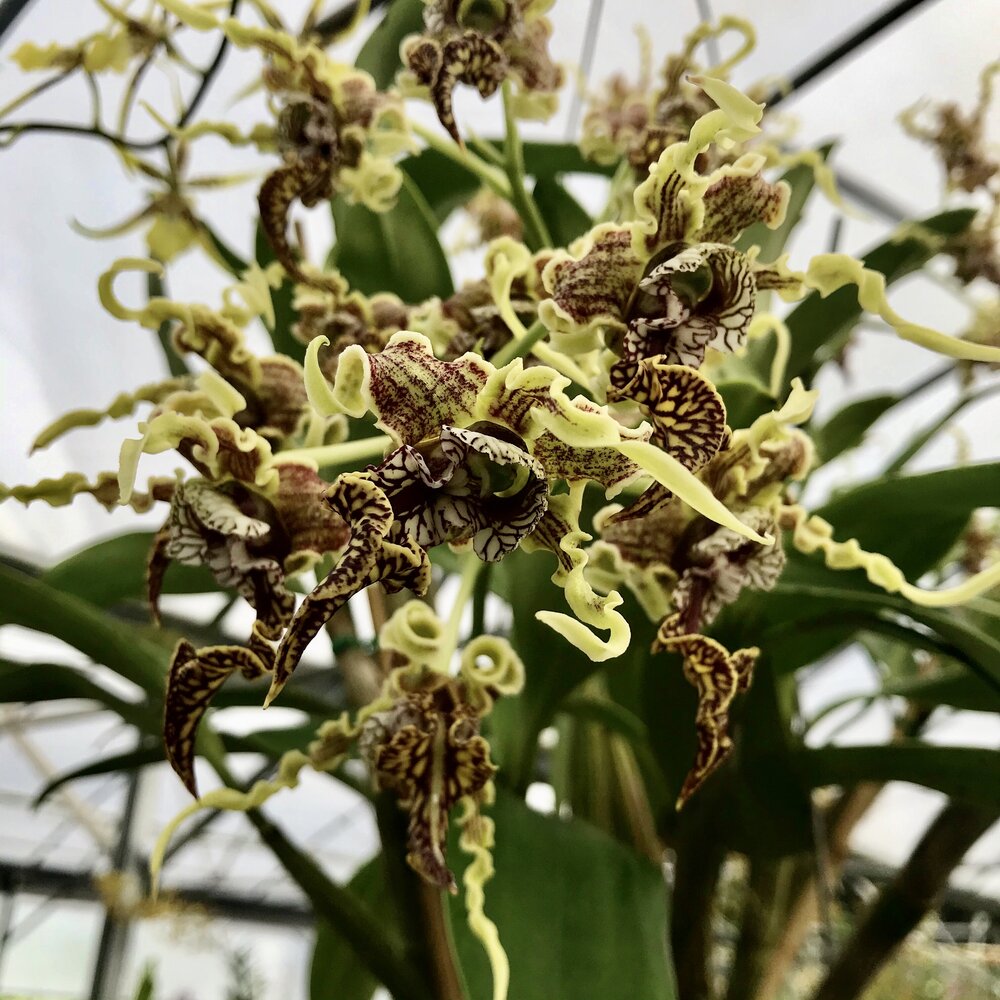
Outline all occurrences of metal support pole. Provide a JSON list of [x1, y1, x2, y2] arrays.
[[87, 760, 143, 1000]]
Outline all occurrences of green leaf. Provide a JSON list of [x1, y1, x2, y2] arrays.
[[781, 208, 976, 382], [401, 142, 614, 226], [42, 531, 216, 607], [310, 856, 393, 1000], [0, 659, 154, 728], [132, 964, 156, 1000], [877, 663, 1000, 714], [400, 150, 480, 225], [559, 695, 648, 744], [883, 382, 1000, 475], [793, 743, 1000, 809], [225, 723, 319, 758], [716, 380, 777, 429], [35, 742, 165, 805], [522, 142, 616, 178], [812, 393, 900, 463], [255, 222, 305, 363], [532, 178, 592, 247], [734, 144, 831, 263], [0, 563, 167, 697], [447, 789, 676, 1000], [331, 173, 453, 302], [354, 0, 425, 90]]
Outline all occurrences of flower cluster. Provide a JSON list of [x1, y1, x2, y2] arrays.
[[7, 15, 1000, 983]]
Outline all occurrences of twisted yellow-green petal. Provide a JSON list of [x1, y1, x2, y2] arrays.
[[457, 789, 509, 1000], [618, 442, 772, 544], [31, 378, 189, 452], [379, 600, 446, 670], [460, 636, 525, 697], [528, 484, 632, 661], [805, 254, 1000, 362], [785, 506, 1000, 607], [0, 471, 169, 512], [155, 0, 218, 30], [150, 750, 310, 896]]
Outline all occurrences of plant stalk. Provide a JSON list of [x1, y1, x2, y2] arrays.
[[501, 81, 552, 251]]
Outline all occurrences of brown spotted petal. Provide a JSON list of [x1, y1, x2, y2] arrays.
[[673, 512, 785, 629], [148, 479, 295, 639], [258, 157, 338, 292], [653, 613, 758, 807], [335, 333, 491, 445], [610, 358, 727, 472], [698, 167, 791, 245], [268, 474, 431, 704], [164, 634, 272, 796], [621, 243, 756, 370], [540, 226, 644, 343], [406, 32, 507, 145], [272, 462, 350, 573], [371, 425, 548, 562], [171, 309, 261, 389], [360, 681, 496, 891]]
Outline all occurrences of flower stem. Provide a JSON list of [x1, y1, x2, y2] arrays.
[[501, 81, 552, 251], [431, 553, 484, 674], [0, 68, 72, 120], [491, 318, 548, 367], [277, 433, 393, 469], [411, 120, 511, 199]]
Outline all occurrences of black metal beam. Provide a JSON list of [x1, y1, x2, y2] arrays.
[[768, 0, 942, 108], [0, 0, 34, 44], [0, 861, 313, 927]]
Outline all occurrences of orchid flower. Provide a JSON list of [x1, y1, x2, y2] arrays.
[[400, 0, 563, 145]]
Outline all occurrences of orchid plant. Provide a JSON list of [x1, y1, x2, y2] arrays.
[[2, 3, 999, 1000]]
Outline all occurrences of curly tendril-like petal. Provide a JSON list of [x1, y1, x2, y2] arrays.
[[654, 613, 758, 807], [632, 80, 766, 255], [805, 254, 1000, 363], [457, 788, 509, 1000], [150, 750, 311, 896], [380, 600, 445, 669], [524, 483, 632, 662], [155, 0, 218, 31], [460, 635, 525, 712], [782, 505, 1000, 607], [118, 410, 279, 505], [0, 471, 172, 512], [30, 378, 190, 452]]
